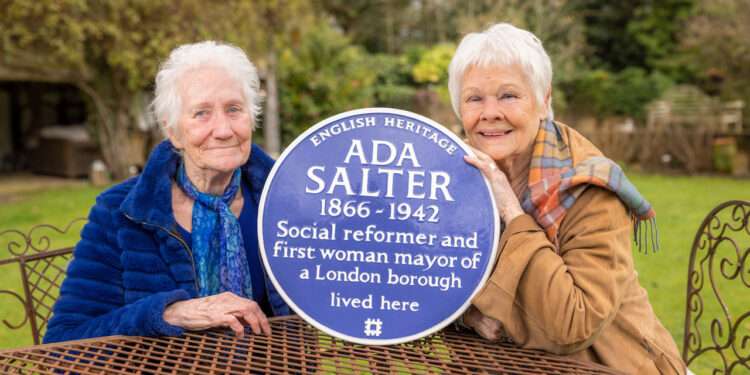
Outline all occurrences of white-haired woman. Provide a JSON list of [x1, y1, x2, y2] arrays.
[[454, 24, 685, 374], [45, 41, 290, 343]]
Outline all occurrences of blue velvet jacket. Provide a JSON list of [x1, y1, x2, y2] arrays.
[[44, 141, 290, 343]]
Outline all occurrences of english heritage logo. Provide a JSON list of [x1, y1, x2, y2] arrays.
[[258, 108, 500, 345]]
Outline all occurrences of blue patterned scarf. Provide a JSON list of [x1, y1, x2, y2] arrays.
[[176, 163, 253, 298]]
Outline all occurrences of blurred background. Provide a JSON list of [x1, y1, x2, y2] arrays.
[[0, 1, 748, 372], [1, 0, 748, 177]]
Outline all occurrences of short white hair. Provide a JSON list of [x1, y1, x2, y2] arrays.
[[448, 23, 553, 120], [152, 41, 262, 133]]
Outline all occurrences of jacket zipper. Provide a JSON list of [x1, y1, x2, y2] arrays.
[[124, 213, 199, 292]]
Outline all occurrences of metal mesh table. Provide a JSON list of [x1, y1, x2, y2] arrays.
[[0, 315, 623, 374]]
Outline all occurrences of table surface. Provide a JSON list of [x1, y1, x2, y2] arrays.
[[1, 315, 623, 374]]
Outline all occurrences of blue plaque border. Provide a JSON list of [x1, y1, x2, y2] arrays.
[[258, 107, 500, 345]]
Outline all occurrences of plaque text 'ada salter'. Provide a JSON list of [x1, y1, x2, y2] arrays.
[[259, 108, 499, 345]]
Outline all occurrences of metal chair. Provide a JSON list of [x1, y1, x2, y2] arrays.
[[683, 200, 750, 373], [0, 219, 86, 344]]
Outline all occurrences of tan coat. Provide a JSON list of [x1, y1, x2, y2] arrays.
[[472, 124, 685, 374]]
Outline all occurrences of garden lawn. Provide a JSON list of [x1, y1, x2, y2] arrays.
[[0, 173, 748, 372], [630, 173, 749, 373], [0, 184, 104, 349]]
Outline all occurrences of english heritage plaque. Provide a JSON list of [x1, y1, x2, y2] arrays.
[[259, 108, 499, 344]]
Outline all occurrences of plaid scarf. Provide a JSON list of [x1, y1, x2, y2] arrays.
[[520, 119, 658, 253]]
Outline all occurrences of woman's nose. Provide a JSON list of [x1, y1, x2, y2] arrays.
[[480, 99, 504, 122], [211, 112, 234, 139]]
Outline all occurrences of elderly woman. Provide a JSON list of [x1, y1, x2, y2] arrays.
[[453, 24, 685, 374], [44, 41, 290, 343]]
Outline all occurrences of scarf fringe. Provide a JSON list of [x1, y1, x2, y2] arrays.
[[633, 215, 660, 253]]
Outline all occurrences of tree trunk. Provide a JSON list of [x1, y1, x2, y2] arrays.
[[77, 80, 139, 180], [100, 115, 132, 180], [264, 51, 281, 157]]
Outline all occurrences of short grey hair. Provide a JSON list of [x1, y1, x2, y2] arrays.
[[448, 23, 553, 120], [152, 41, 262, 133]]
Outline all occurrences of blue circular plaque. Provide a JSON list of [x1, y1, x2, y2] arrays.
[[259, 108, 499, 344]]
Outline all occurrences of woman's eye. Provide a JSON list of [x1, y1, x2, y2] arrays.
[[227, 105, 242, 113], [500, 93, 519, 100], [465, 95, 482, 103], [193, 110, 209, 118]]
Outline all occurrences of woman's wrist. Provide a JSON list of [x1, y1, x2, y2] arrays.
[[501, 204, 524, 224], [163, 300, 186, 327]]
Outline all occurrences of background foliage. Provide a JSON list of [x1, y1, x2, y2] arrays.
[[277, 23, 376, 143], [3, 0, 748, 175]]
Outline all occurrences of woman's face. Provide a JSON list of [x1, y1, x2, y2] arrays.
[[169, 66, 253, 174], [459, 64, 547, 162]]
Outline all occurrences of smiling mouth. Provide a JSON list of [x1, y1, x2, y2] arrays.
[[479, 129, 513, 137], [204, 145, 239, 150]]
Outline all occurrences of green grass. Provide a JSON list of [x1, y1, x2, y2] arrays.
[[0, 174, 748, 373], [630, 173, 750, 373], [0, 185, 105, 348]]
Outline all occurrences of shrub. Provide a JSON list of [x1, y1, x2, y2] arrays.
[[564, 68, 673, 121]]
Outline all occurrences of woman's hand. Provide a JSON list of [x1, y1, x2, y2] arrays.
[[464, 147, 524, 224], [163, 292, 271, 337], [463, 305, 505, 341]]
